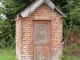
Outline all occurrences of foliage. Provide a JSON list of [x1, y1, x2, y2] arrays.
[[0, 48, 17, 60], [63, 43, 79, 55], [62, 43, 79, 60], [0, 20, 15, 48], [62, 55, 80, 60], [62, 0, 80, 44], [0, 0, 34, 49], [0, 0, 80, 48]]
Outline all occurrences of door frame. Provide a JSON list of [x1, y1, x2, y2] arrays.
[[33, 20, 51, 60]]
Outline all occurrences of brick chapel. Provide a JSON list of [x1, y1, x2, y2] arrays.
[[15, 0, 66, 60]]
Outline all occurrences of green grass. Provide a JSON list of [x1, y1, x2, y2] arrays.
[[0, 48, 80, 60], [62, 55, 80, 60], [0, 48, 17, 60]]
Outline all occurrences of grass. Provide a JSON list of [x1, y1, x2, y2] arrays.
[[0, 48, 17, 60], [64, 56, 80, 60], [0, 47, 80, 60]]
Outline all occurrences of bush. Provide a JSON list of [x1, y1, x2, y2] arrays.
[[63, 43, 79, 55], [62, 43, 79, 60], [0, 38, 16, 49]]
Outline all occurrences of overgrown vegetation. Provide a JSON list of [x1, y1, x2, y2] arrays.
[[62, 43, 80, 60], [0, 0, 80, 48], [0, 0, 80, 60]]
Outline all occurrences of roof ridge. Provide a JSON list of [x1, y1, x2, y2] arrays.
[[17, 0, 66, 17]]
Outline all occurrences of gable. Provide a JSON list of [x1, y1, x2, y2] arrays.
[[17, 0, 66, 18], [23, 3, 63, 21], [34, 3, 62, 17]]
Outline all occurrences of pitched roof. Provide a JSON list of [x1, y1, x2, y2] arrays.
[[18, 0, 66, 17]]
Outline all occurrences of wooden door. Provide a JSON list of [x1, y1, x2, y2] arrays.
[[34, 21, 50, 60]]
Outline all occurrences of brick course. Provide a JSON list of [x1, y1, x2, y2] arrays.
[[16, 3, 64, 60]]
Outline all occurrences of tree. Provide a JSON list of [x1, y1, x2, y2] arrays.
[[0, 0, 35, 48], [63, 0, 80, 44], [0, 0, 80, 48]]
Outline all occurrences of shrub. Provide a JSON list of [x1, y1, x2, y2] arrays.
[[62, 42, 79, 60]]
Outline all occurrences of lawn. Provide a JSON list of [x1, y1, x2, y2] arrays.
[[0, 48, 80, 60], [0, 48, 17, 60]]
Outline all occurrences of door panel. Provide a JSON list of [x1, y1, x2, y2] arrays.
[[34, 21, 50, 60], [34, 46, 50, 60]]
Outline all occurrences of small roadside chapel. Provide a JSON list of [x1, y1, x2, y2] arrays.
[[15, 0, 66, 60]]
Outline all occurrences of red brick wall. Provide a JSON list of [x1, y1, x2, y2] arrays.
[[16, 3, 64, 60], [16, 17, 22, 60]]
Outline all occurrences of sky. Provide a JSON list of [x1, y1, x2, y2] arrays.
[[0, 2, 6, 19], [0, 2, 2, 6], [0, 2, 2, 5], [0, 2, 4, 7]]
